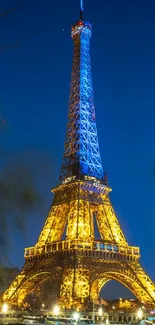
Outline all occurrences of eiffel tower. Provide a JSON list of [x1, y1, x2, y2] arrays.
[[3, 1, 155, 309]]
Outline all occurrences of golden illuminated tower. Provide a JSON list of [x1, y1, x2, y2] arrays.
[[3, 2, 155, 309]]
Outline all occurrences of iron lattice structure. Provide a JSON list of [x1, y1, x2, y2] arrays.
[[2, 15, 155, 309], [60, 20, 103, 182]]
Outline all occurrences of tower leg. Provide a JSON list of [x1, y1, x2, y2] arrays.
[[60, 267, 90, 308], [90, 259, 155, 308], [2, 257, 62, 307], [37, 203, 69, 245]]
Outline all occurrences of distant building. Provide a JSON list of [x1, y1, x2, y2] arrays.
[[106, 298, 150, 323]]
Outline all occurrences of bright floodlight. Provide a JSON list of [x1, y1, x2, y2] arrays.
[[137, 309, 143, 319], [53, 305, 59, 316], [73, 312, 79, 322], [98, 307, 103, 316], [2, 303, 8, 314]]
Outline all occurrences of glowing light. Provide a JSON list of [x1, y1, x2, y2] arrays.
[[53, 305, 59, 316], [73, 312, 79, 322], [2, 303, 8, 314], [98, 307, 103, 316], [137, 309, 143, 319]]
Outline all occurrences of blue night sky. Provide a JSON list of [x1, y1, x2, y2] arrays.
[[1, 0, 155, 299]]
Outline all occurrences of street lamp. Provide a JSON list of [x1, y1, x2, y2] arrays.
[[98, 307, 103, 325], [73, 312, 79, 324], [2, 303, 8, 325], [98, 308, 103, 316], [137, 308, 143, 319], [112, 305, 116, 324], [2, 303, 8, 314], [53, 305, 60, 317]]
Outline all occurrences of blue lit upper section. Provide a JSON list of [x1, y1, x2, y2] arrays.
[[59, 20, 104, 184]]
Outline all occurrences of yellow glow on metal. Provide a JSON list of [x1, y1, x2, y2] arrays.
[[2, 181, 155, 308], [2, 180, 155, 309]]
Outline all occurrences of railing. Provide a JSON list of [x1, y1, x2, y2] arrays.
[[24, 240, 140, 258]]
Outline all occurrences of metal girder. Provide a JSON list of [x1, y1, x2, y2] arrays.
[[90, 260, 155, 307], [60, 268, 89, 301], [3, 179, 155, 308], [95, 195, 127, 246], [3, 258, 62, 307], [36, 203, 69, 246]]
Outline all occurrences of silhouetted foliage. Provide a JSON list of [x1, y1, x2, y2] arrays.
[[0, 150, 55, 265]]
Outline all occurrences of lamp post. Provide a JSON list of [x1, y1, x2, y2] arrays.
[[98, 307, 103, 325], [2, 303, 8, 325], [41, 303, 45, 312], [73, 312, 79, 324], [93, 301, 95, 325], [112, 305, 115, 324], [137, 308, 143, 320], [2, 303, 8, 314], [53, 305, 60, 318]]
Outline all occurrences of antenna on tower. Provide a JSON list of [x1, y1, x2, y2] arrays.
[[80, 0, 84, 20]]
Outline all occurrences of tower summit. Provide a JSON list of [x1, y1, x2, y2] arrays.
[[3, 1, 155, 310]]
